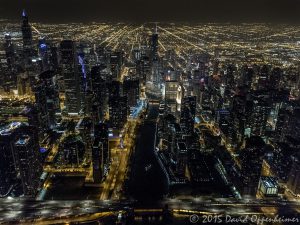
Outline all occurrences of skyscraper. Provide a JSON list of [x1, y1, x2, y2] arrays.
[[150, 32, 159, 62], [240, 136, 266, 196], [180, 96, 196, 135], [21, 10, 34, 67], [123, 78, 140, 109], [14, 134, 42, 197], [60, 40, 82, 113], [93, 122, 109, 182], [0, 122, 41, 197]]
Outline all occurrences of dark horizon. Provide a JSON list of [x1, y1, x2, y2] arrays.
[[1, 0, 300, 23]]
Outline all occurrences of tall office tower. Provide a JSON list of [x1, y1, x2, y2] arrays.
[[281, 106, 300, 142], [274, 103, 292, 142], [109, 96, 128, 130], [14, 134, 42, 197], [123, 78, 140, 109], [90, 65, 108, 121], [49, 45, 59, 72], [3, 34, 17, 91], [21, 10, 34, 67], [180, 96, 196, 135], [231, 94, 250, 144], [0, 123, 20, 195], [239, 65, 254, 88], [110, 51, 124, 80], [150, 32, 159, 62], [136, 56, 150, 84], [176, 142, 187, 178], [108, 80, 127, 129], [93, 122, 109, 182], [38, 38, 49, 71], [78, 52, 90, 111], [4, 34, 15, 72], [60, 40, 81, 113], [225, 64, 236, 88], [108, 80, 122, 100], [165, 80, 178, 113], [17, 70, 31, 95], [92, 138, 103, 183], [0, 122, 40, 196], [249, 95, 271, 137], [77, 117, 93, 161], [33, 82, 50, 132], [287, 155, 300, 195], [37, 70, 60, 127], [257, 65, 270, 90], [269, 67, 282, 90], [240, 136, 266, 196]]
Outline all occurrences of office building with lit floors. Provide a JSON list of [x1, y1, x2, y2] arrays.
[[240, 136, 266, 196], [0, 122, 41, 197], [257, 176, 279, 197], [56, 134, 85, 167], [109, 96, 128, 130], [180, 96, 196, 136], [37, 70, 60, 128], [165, 80, 178, 114], [123, 78, 140, 109], [14, 134, 42, 197], [92, 138, 103, 183], [287, 155, 300, 196], [60, 40, 82, 114], [21, 10, 34, 67], [94, 123, 110, 172], [175, 142, 188, 179], [0, 123, 20, 196]]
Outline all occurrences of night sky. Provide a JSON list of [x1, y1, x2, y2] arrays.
[[0, 0, 299, 23]]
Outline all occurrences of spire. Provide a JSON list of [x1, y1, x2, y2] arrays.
[[22, 9, 27, 18]]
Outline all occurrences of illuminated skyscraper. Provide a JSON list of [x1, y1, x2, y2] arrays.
[[93, 122, 109, 182], [60, 40, 82, 113], [14, 134, 42, 197], [21, 10, 34, 66], [0, 122, 41, 196], [240, 136, 266, 196]]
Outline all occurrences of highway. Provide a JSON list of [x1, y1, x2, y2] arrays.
[[0, 198, 299, 224]]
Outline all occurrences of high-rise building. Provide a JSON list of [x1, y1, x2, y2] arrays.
[[123, 78, 140, 109], [21, 10, 34, 67], [269, 67, 282, 90], [176, 142, 187, 178], [180, 96, 196, 135], [93, 122, 109, 182], [38, 38, 50, 71], [150, 32, 158, 62], [249, 95, 271, 137], [0, 122, 40, 196], [0, 123, 20, 195], [3, 33, 17, 91], [165, 80, 178, 113], [14, 134, 42, 196], [33, 82, 50, 132], [110, 51, 124, 80], [60, 40, 82, 113], [287, 155, 300, 195], [91, 65, 108, 121], [240, 136, 266, 196], [109, 96, 128, 129], [35, 70, 60, 128]]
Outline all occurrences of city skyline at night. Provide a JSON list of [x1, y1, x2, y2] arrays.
[[0, 3, 300, 225]]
